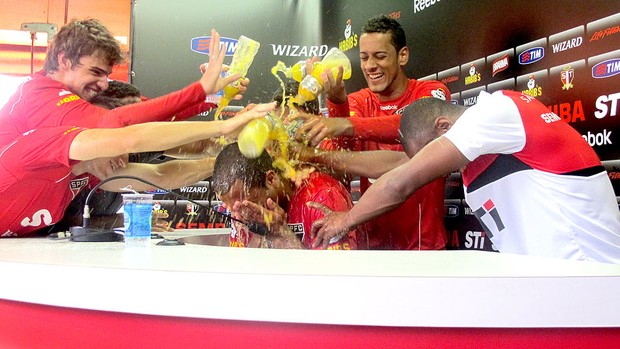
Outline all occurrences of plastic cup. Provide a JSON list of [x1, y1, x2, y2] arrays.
[[122, 194, 153, 247]]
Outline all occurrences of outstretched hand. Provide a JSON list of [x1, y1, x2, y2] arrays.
[[221, 102, 276, 137], [294, 114, 353, 147], [232, 198, 288, 234], [200, 63, 250, 100], [308, 201, 351, 249], [321, 65, 347, 104], [199, 29, 243, 96]]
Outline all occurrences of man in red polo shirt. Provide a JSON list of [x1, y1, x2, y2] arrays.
[[297, 15, 449, 250]]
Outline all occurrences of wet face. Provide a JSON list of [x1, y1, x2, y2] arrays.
[[359, 32, 406, 97], [218, 179, 272, 212], [87, 155, 128, 180], [62, 52, 112, 102]]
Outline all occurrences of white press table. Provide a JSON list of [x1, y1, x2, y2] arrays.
[[0, 229, 619, 348]]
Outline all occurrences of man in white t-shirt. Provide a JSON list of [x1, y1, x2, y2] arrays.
[[309, 90, 620, 263]]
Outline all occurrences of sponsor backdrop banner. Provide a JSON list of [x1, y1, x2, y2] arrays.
[[131, 1, 619, 244], [131, 0, 619, 160]]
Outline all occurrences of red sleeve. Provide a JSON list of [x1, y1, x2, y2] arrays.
[[133, 93, 216, 120], [58, 82, 208, 128], [327, 94, 400, 146], [348, 114, 401, 143], [327, 99, 351, 117], [175, 101, 217, 119]]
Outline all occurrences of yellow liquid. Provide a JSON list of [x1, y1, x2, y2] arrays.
[[237, 62, 309, 181], [271, 61, 288, 119], [213, 82, 240, 120]]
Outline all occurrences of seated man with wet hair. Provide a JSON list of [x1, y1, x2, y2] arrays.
[[211, 142, 357, 249]]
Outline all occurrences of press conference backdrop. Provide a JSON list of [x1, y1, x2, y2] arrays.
[[131, 1, 619, 248], [131, 0, 619, 161]]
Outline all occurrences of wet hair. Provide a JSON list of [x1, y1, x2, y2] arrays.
[[90, 80, 141, 109], [44, 18, 123, 73], [362, 14, 407, 53], [272, 80, 320, 115], [211, 143, 275, 196], [399, 97, 465, 152]]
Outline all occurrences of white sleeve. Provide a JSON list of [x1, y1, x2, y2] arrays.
[[444, 91, 526, 161]]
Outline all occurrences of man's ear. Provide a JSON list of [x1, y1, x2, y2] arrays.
[[435, 116, 452, 134], [265, 170, 278, 189], [57, 52, 72, 71], [398, 46, 409, 67]]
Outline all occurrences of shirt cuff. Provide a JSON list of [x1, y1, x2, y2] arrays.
[[327, 100, 350, 117]]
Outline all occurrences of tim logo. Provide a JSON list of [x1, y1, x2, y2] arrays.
[[519, 47, 544, 65], [592, 59, 620, 78], [473, 199, 505, 235], [191, 36, 238, 56]]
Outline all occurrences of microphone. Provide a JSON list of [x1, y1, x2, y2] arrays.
[[69, 175, 268, 242]]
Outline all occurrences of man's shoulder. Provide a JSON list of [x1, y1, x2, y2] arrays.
[[407, 78, 450, 100], [26, 71, 63, 90], [11, 72, 70, 106], [295, 172, 347, 197], [291, 172, 352, 213]]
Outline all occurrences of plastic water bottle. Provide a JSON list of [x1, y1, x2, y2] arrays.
[[283, 60, 311, 82], [122, 194, 153, 247]]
